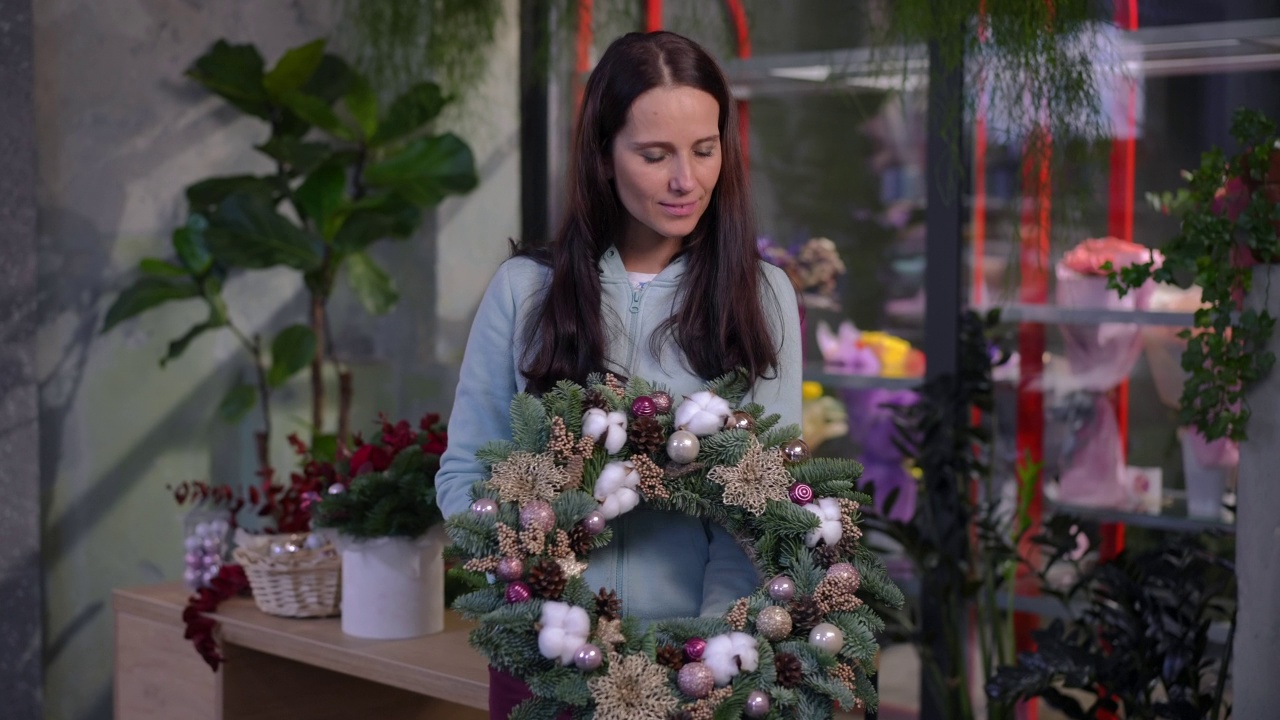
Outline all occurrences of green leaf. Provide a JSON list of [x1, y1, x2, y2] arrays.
[[346, 252, 400, 315], [281, 90, 354, 141], [161, 318, 223, 367], [173, 215, 214, 276], [263, 39, 326, 101], [268, 324, 317, 387], [256, 136, 333, 176], [218, 383, 258, 424], [344, 72, 379, 140], [185, 41, 269, 117], [363, 133, 478, 206], [186, 175, 278, 212], [300, 54, 354, 104], [310, 434, 339, 463], [371, 82, 447, 146], [102, 276, 199, 333], [295, 162, 347, 237], [205, 193, 324, 271], [331, 194, 421, 253], [139, 258, 187, 278]]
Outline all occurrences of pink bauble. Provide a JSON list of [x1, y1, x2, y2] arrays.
[[519, 500, 555, 532], [677, 662, 715, 699], [573, 643, 603, 671], [505, 581, 532, 603], [495, 557, 524, 582], [788, 483, 814, 505], [470, 497, 498, 516], [581, 510, 606, 536], [631, 396, 657, 417], [650, 391, 673, 414], [767, 575, 796, 603], [683, 637, 707, 661]]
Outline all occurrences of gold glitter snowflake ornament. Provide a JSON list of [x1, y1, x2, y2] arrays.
[[486, 451, 570, 504], [707, 437, 792, 515], [588, 653, 679, 720]]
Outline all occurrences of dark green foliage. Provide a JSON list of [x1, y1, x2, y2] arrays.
[[987, 538, 1236, 720], [311, 446, 442, 539], [1109, 108, 1280, 441]]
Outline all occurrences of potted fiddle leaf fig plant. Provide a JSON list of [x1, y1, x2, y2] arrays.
[[102, 37, 478, 476], [1108, 108, 1280, 442]]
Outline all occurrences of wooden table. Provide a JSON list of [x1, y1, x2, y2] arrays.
[[114, 583, 489, 720]]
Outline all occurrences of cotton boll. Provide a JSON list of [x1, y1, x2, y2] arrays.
[[702, 632, 759, 686], [603, 411, 627, 454], [673, 391, 732, 436], [803, 497, 843, 548], [594, 462, 640, 519], [538, 601, 592, 665], [582, 408, 609, 442]]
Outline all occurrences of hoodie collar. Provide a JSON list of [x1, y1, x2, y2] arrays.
[[597, 244, 688, 285]]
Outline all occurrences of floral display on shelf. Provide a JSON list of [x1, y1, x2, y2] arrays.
[[758, 237, 848, 311], [447, 373, 904, 719], [311, 413, 448, 539], [815, 320, 925, 379], [181, 564, 249, 671], [1054, 236, 1161, 511]]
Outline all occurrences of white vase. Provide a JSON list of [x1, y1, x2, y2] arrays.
[[1180, 430, 1227, 519], [338, 524, 447, 639]]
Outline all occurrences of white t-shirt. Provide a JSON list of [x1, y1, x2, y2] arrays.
[[627, 271, 658, 291]]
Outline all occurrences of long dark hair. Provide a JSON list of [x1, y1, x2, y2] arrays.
[[517, 31, 780, 393]]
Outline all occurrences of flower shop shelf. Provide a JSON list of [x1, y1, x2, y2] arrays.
[[988, 303, 1196, 327], [1046, 496, 1236, 535], [803, 363, 923, 390], [113, 583, 488, 720]]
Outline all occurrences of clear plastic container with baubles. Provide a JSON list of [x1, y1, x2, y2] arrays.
[[180, 508, 232, 591]]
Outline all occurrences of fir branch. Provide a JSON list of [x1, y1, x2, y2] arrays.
[[854, 665, 880, 712], [551, 490, 600, 530], [510, 393, 550, 452], [759, 423, 802, 449], [508, 696, 566, 720], [476, 439, 516, 469], [453, 587, 505, 619], [545, 380, 586, 436], [788, 457, 864, 488], [712, 682, 750, 720], [795, 687, 834, 720], [698, 428, 753, 466], [654, 616, 732, 640], [759, 501, 823, 537], [554, 673, 591, 707], [754, 412, 782, 436], [827, 611, 879, 665], [703, 369, 750, 404], [808, 674, 858, 712]]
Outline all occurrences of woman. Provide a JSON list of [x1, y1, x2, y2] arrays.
[[435, 30, 802, 718]]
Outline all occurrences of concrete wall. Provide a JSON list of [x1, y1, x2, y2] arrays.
[[25, 1, 520, 718], [0, 1, 42, 717]]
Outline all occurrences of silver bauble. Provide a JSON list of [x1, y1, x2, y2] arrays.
[[666, 429, 700, 464]]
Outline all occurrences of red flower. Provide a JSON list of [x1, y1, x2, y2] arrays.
[[182, 564, 250, 671]]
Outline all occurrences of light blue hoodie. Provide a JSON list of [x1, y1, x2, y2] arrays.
[[436, 246, 802, 620]]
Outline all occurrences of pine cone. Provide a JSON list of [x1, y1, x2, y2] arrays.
[[789, 595, 824, 633], [595, 587, 622, 621], [568, 524, 595, 556], [815, 542, 841, 568], [775, 652, 805, 688], [656, 644, 685, 671], [528, 559, 567, 600], [629, 416, 665, 455], [585, 389, 611, 411]]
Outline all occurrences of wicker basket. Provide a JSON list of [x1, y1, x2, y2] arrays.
[[232, 533, 342, 618]]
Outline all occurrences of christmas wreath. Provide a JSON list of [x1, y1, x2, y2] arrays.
[[446, 373, 904, 720]]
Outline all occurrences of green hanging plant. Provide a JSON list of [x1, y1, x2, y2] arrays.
[[337, 0, 505, 104], [875, 0, 1111, 156], [1108, 108, 1280, 442]]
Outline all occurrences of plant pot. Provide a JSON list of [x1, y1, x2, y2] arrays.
[[1180, 430, 1229, 519], [338, 525, 447, 639]]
